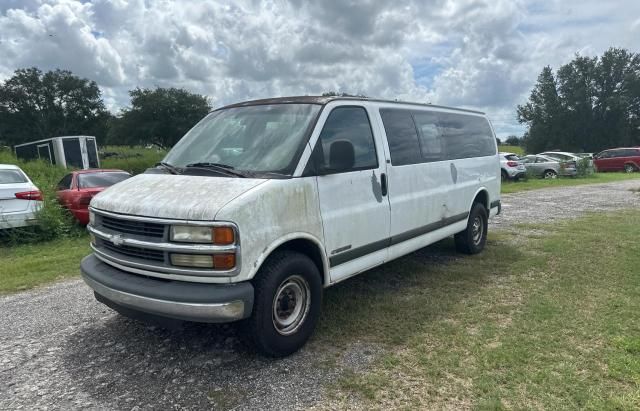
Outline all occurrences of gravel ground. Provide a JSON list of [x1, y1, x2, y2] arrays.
[[1, 180, 639, 410]]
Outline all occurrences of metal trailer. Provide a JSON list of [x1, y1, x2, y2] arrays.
[[14, 136, 100, 169]]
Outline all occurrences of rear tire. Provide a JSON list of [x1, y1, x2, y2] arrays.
[[245, 250, 322, 357], [624, 163, 636, 173], [455, 202, 488, 255], [501, 170, 508, 182]]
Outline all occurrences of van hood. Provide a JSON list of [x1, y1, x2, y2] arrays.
[[90, 174, 266, 221]]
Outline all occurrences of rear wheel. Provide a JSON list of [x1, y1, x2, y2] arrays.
[[455, 202, 488, 255], [624, 163, 636, 173], [543, 169, 558, 179], [245, 250, 322, 357], [501, 170, 508, 182]]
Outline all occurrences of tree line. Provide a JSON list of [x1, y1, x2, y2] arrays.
[[0, 67, 211, 149], [518, 47, 640, 154]]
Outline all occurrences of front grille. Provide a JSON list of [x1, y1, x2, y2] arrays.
[[100, 240, 165, 262], [101, 215, 165, 238]]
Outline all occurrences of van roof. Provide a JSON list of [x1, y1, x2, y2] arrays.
[[220, 95, 485, 115]]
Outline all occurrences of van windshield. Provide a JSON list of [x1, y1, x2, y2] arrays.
[[163, 104, 321, 176]]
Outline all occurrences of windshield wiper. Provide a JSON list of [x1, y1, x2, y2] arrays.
[[155, 161, 181, 175], [184, 162, 249, 178]]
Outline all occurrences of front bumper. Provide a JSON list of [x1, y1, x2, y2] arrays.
[[81, 254, 254, 323]]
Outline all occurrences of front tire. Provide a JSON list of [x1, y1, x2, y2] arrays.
[[455, 202, 488, 255], [543, 169, 558, 179], [246, 250, 322, 357]]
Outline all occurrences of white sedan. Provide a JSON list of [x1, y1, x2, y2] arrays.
[[0, 164, 43, 229]]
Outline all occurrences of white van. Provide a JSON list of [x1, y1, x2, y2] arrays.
[[81, 96, 501, 356]]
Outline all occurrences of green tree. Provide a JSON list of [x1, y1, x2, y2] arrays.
[[0, 67, 109, 147], [518, 48, 640, 153], [505, 135, 521, 146], [109, 87, 211, 148], [517, 66, 563, 153]]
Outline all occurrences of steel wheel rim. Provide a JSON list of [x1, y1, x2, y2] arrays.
[[471, 216, 483, 245], [544, 171, 557, 179], [272, 275, 311, 336]]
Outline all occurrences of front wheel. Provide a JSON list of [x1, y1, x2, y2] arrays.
[[245, 250, 322, 357], [543, 169, 558, 179], [455, 202, 488, 255]]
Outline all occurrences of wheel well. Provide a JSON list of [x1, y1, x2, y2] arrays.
[[473, 190, 489, 210], [272, 238, 326, 284]]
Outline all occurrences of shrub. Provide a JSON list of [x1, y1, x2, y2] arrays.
[[575, 157, 593, 178], [100, 146, 166, 175]]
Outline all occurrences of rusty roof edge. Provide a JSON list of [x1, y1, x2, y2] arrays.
[[215, 96, 486, 115]]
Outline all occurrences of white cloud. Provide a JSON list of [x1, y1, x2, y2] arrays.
[[0, 0, 638, 137]]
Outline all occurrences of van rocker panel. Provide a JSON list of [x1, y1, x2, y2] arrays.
[[80, 255, 254, 323]]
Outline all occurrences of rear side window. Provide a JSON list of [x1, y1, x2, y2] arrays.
[[78, 172, 131, 188], [380, 109, 421, 165], [437, 113, 496, 159], [0, 169, 27, 184], [57, 174, 73, 190], [314, 106, 378, 173], [413, 112, 445, 162]]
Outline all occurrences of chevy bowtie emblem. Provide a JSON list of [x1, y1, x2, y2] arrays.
[[111, 234, 125, 246]]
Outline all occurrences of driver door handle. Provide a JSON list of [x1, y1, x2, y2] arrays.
[[381, 173, 388, 196]]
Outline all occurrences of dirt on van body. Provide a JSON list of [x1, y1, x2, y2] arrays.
[[1, 180, 639, 410]]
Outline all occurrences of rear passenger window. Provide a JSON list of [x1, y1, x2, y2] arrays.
[[57, 174, 73, 190], [413, 112, 444, 162], [315, 106, 378, 173], [380, 109, 421, 165], [436, 113, 496, 159]]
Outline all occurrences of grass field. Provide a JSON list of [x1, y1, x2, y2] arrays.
[[502, 172, 640, 194], [498, 145, 524, 155], [316, 210, 640, 409], [100, 145, 166, 175], [0, 236, 89, 294]]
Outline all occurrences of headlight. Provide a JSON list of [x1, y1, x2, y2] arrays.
[[89, 210, 95, 226], [170, 225, 235, 245]]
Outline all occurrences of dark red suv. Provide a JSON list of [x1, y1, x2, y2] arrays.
[[593, 147, 640, 173]]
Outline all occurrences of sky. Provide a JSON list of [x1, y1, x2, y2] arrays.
[[0, 0, 639, 139]]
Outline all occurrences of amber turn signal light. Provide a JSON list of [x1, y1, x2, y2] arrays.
[[213, 227, 235, 245], [213, 253, 236, 270]]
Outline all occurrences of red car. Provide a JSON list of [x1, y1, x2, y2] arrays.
[[593, 147, 640, 173], [56, 169, 131, 224]]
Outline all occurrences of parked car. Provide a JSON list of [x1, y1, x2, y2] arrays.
[[80, 96, 502, 357], [56, 169, 131, 225], [593, 147, 640, 173], [519, 155, 576, 178], [0, 164, 42, 229], [499, 152, 526, 181]]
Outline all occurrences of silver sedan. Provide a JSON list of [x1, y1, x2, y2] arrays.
[[519, 155, 577, 179]]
